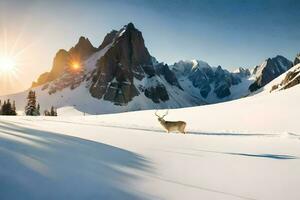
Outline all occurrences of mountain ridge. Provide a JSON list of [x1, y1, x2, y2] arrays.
[[2, 23, 299, 114]]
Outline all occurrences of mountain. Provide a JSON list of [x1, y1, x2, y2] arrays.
[[170, 60, 252, 103], [6, 23, 202, 114], [88, 23, 182, 105], [249, 55, 293, 92], [1, 23, 296, 114]]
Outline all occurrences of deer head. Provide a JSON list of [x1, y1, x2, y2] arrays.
[[155, 110, 169, 123]]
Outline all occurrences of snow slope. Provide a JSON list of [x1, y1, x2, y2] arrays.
[[0, 77, 199, 115], [1, 81, 300, 200]]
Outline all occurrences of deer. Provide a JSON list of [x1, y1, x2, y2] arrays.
[[155, 110, 187, 134]]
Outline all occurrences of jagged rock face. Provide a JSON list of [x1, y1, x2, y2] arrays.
[[32, 37, 97, 88], [270, 65, 300, 92], [89, 23, 170, 105], [294, 54, 300, 66], [249, 55, 293, 92], [214, 66, 241, 98], [189, 67, 214, 98], [155, 63, 182, 90], [172, 61, 242, 98], [98, 30, 118, 50], [144, 84, 169, 103]]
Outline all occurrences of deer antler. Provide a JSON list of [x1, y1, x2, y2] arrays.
[[161, 109, 169, 119], [155, 110, 160, 118]]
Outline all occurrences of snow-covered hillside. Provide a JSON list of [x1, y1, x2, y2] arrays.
[[1, 78, 300, 200], [58, 77, 300, 134], [1, 79, 200, 115]]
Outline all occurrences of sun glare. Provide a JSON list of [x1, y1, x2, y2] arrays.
[[71, 62, 81, 70], [0, 56, 16, 73]]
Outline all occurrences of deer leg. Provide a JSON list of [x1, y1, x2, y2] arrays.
[[182, 125, 186, 134]]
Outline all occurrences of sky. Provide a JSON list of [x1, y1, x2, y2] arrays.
[[0, 0, 300, 95]]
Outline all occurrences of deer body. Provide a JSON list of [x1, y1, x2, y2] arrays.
[[155, 110, 187, 134]]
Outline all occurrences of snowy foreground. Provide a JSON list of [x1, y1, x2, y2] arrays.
[[1, 86, 300, 200]]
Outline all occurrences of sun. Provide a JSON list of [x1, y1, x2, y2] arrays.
[[71, 61, 82, 71], [0, 56, 16, 73], [72, 62, 80, 69]]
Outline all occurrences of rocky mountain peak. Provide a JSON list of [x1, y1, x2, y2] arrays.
[[89, 23, 175, 105], [249, 55, 293, 92], [69, 36, 97, 59], [233, 67, 251, 77]]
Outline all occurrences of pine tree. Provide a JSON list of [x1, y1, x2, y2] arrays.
[[2, 100, 9, 115], [6, 99, 12, 115], [50, 106, 57, 116], [11, 101, 17, 116], [1, 100, 7, 115], [36, 104, 40, 116], [25, 90, 39, 116]]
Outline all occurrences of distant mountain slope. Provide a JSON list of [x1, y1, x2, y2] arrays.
[[249, 55, 293, 92], [170, 60, 253, 103]]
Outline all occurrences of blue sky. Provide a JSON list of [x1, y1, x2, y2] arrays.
[[0, 0, 300, 94]]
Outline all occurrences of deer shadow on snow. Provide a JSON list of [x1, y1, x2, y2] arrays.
[[0, 121, 153, 200]]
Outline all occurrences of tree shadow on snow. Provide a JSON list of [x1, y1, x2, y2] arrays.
[[189, 149, 299, 160], [0, 121, 153, 200], [224, 152, 298, 160]]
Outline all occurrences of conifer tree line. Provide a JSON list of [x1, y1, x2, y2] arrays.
[[44, 106, 58, 116], [0, 90, 58, 116], [25, 90, 58, 116], [0, 99, 17, 115]]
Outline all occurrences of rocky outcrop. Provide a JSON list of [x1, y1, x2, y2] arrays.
[[293, 53, 300, 66], [89, 23, 171, 105], [155, 63, 182, 90], [270, 64, 300, 92], [249, 55, 293, 92], [214, 66, 241, 98]]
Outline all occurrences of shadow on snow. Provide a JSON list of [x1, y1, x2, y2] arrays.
[[0, 121, 153, 200]]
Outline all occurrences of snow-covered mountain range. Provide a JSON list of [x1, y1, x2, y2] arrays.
[[1, 23, 299, 114]]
